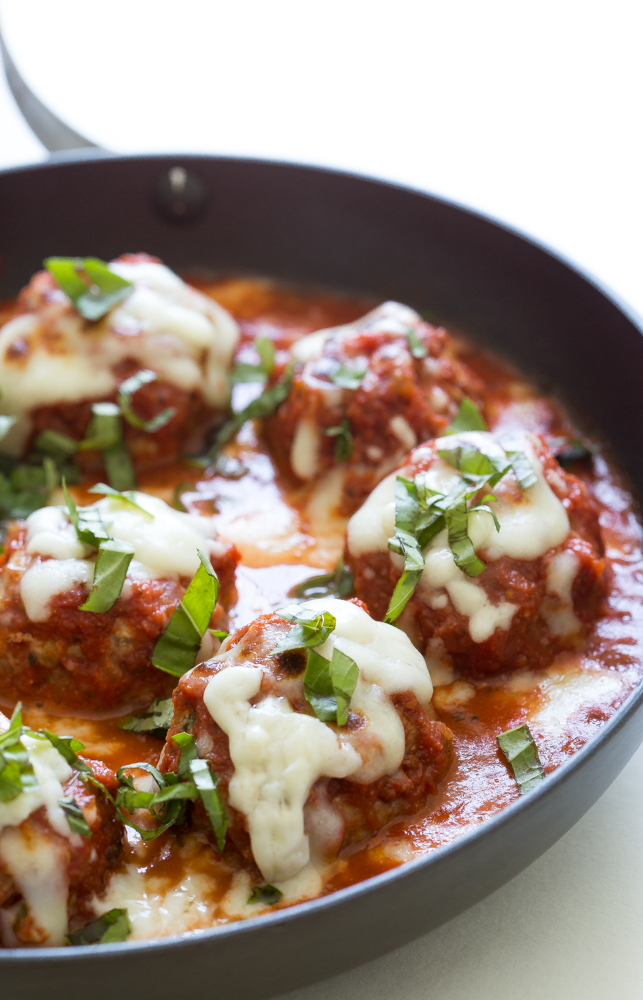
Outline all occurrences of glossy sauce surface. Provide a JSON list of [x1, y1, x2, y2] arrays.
[[10, 278, 643, 937]]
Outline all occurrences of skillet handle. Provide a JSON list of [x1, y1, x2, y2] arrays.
[[0, 26, 106, 154]]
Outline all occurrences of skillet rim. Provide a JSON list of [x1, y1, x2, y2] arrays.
[[0, 151, 641, 963]]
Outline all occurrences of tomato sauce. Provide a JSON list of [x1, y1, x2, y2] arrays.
[[5, 277, 643, 938]]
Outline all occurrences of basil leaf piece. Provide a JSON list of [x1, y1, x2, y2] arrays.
[[40, 730, 92, 772], [210, 362, 294, 459], [189, 758, 228, 852], [248, 885, 283, 905], [34, 429, 78, 460], [256, 336, 275, 375], [62, 479, 106, 549], [151, 551, 219, 677], [118, 370, 175, 433], [497, 724, 545, 793], [80, 538, 135, 613], [303, 647, 359, 725], [506, 449, 538, 490], [384, 569, 423, 624], [444, 498, 486, 577], [59, 796, 92, 837], [230, 336, 275, 384], [272, 608, 336, 656], [438, 444, 499, 480], [329, 362, 367, 390], [172, 731, 199, 779], [289, 559, 354, 600], [406, 327, 428, 359], [88, 483, 153, 518], [324, 419, 353, 461], [104, 440, 136, 491], [0, 704, 37, 802], [446, 397, 487, 434], [78, 402, 122, 452], [119, 697, 175, 739], [45, 257, 133, 322], [67, 908, 131, 946]]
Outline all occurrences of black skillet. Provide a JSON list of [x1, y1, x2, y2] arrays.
[[1, 38, 643, 1000]]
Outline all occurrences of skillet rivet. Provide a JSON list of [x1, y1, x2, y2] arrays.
[[153, 166, 208, 224]]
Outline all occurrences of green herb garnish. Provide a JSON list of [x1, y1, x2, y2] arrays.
[[0, 704, 37, 802], [406, 327, 428, 359], [210, 361, 294, 460], [39, 730, 92, 772], [324, 419, 353, 461], [288, 559, 354, 601], [230, 336, 276, 384], [497, 724, 545, 793], [58, 796, 92, 837], [272, 607, 337, 656], [304, 647, 359, 726], [34, 429, 78, 460], [78, 402, 135, 491], [189, 757, 228, 852], [45, 257, 133, 322], [118, 370, 175, 433], [329, 362, 367, 390], [248, 885, 283, 905], [445, 397, 486, 434], [80, 539, 135, 613], [67, 908, 131, 946], [87, 483, 153, 518], [151, 551, 219, 676], [119, 698, 174, 740]]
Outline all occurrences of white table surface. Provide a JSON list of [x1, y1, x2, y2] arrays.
[[1, 2, 643, 996]]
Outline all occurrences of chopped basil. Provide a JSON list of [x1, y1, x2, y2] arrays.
[[497, 724, 545, 793], [78, 402, 122, 452], [230, 336, 276, 384], [59, 796, 92, 837], [288, 559, 354, 600], [88, 483, 152, 518], [80, 539, 135, 613], [189, 758, 228, 852], [324, 419, 353, 461], [151, 551, 220, 676], [210, 361, 294, 460], [0, 450, 66, 520], [445, 397, 487, 434], [329, 362, 367, 390], [444, 497, 486, 577], [40, 730, 92, 772], [0, 704, 37, 802], [506, 449, 538, 490], [248, 885, 283, 905], [45, 257, 133, 322], [34, 429, 78, 460], [272, 607, 337, 656], [406, 327, 428, 359], [104, 440, 136, 491], [67, 908, 131, 946], [119, 697, 175, 739], [304, 647, 359, 726], [118, 370, 175, 433], [62, 480, 109, 548], [172, 481, 193, 512]]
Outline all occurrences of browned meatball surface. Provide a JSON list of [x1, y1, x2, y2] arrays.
[[161, 599, 452, 882], [264, 301, 483, 513], [347, 430, 606, 678]]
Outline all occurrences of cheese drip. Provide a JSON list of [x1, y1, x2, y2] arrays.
[[0, 723, 77, 946], [203, 598, 432, 883], [347, 431, 573, 643], [19, 491, 224, 622], [0, 260, 239, 455]]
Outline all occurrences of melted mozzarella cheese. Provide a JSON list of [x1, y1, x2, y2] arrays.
[[543, 549, 582, 637], [0, 261, 239, 454], [347, 431, 573, 643], [203, 598, 432, 883], [290, 418, 321, 480], [0, 734, 78, 946], [20, 491, 222, 622], [291, 301, 424, 366]]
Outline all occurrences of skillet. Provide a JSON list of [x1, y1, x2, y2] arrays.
[[1, 40, 643, 1000]]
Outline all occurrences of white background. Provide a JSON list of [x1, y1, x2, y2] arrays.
[[1, 1, 643, 996]]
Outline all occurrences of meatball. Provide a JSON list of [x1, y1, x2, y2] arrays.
[[0, 254, 239, 466], [0, 490, 238, 712], [347, 430, 606, 678], [160, 597, 452, 885], [0, 714, 122, 947], [264, 301, 483, 513]]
